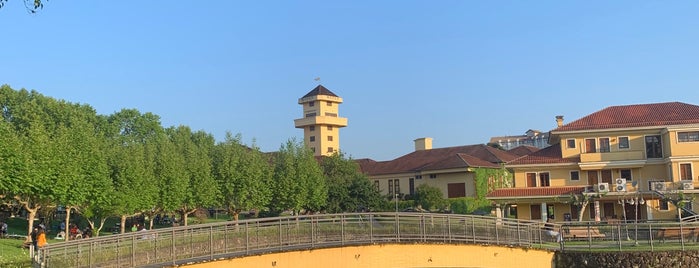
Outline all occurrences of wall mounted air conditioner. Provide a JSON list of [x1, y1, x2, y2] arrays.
[[615, 178, 626, 186], [615, 178, 627, 192], [616, 184, 627, 192], [597, 182, 610, 193], [681, 180, 695, 190], [652, 181, 667, 191]]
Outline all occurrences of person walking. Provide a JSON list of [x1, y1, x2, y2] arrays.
[[37, 227, 47, 248]]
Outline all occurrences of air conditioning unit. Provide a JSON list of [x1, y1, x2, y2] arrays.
[[616, 184, 627, 192], [615, 178, 626, 186], [652, 182, 667, 191], [615, 178, 627, 192], [681, 180, 695, 190], [597, 182, 610, 193]]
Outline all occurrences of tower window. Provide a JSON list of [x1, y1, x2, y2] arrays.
[[309, 101, 315, 107], [309, 126, 315, 131], [305, 112, 316, 117], [327, 102, 332, 106], [310, 136, 315, 142], [327, 136, 333, 141], [311, 147, 316, 153], [327, 147, 334, 153], [327, 126, 333, 131]]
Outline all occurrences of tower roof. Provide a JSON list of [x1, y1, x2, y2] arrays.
[[302, 85, 339, 98]]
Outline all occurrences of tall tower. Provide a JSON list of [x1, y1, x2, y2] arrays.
[[294, 85, 348, 156]]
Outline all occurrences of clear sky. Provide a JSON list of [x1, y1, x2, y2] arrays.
[[2, 1, 699, 161]]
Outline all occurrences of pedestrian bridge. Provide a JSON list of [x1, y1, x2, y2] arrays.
[[34, 213, 560, 268]]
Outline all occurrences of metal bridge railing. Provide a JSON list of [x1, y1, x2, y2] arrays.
[[32, 213, 557, 268]]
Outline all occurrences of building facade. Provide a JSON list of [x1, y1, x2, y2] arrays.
[[487, 102, 699, 222], [294, 85, 348, 156], [358, 138, 518, 200]]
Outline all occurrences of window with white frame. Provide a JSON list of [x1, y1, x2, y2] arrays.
[[678, 131, 699, 142], [566, 139, 576, 149], [599, 138, 610, 153], [618, 136, 630, 149], [539, 172, 551, 187], [570, 171, 580, 181], [620, 169, 632, 181]]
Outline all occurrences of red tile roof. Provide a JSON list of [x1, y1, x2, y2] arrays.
[[302, 85, 339, 98], [555, 102, 699, 132], [486, 186, 586, 198], [358, 144, 518, 176], [506, 144, 578, 165], [507, 145, 541, 157]]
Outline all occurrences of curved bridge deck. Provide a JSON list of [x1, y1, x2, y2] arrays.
[[33, 213, 558, 267]]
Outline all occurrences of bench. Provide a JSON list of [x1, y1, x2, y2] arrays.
[[563, 226, 606, 240], [655, 227, 699, 242]]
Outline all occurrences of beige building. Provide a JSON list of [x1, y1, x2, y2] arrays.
[[294, 85, 348, 156], [358, 138, 518, 199], [487, 102, 699, 222]]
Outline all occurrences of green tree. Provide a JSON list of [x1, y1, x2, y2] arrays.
[[415, 184, 448, 211], [214, 133, 271, 223], [271, 139, 326, 215], [50, 101, 110, 241], [321, 153, 382, 213], [0, 87, 61, 239], [106, 109, 162, 233], [169, 126, 219, 226], [153, 128, 188, 226]]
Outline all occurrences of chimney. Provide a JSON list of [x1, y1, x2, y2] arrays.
[[555, 115, 564, 127], [414, 137, 433, 151]]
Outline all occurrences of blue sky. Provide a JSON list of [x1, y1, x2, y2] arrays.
[[2, 1, 699, 161]]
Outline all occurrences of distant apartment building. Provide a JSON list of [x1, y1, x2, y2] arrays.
[[489, 129, 550, 150]]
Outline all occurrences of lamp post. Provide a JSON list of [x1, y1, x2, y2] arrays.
[[395, 193, 399, 213], [627, 195, 645, 245]]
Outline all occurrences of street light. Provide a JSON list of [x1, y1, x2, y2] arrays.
[[395, 193, 399, 213], [627, 196, 645, 245]]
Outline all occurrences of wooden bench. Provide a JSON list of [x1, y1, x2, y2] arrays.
[[563, 226, 606, 240], [655, 227, 699, 242]]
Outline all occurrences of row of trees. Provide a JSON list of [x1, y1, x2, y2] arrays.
[[0, 85, 383, 239]]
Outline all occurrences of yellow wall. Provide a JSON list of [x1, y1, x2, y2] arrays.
[[557, 129, 663, 160], [373, 171, 476, 198], [513, 166, 582, 188], [667, 129, 699, 156], [182, 244, 554, 268], [419, 172, 476, 197]]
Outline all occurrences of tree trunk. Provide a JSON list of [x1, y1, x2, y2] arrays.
[[16, 197, 41, 243], [182, 211, 188, 227], [86, 217, 107, 237], [578, 200, 589, 222], [149, 218, 154, 230], [64, 207, 72, 241], [25, 207, 39, 243], [120, 215, 127, 234]]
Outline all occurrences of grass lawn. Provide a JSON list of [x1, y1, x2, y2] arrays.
[[0, 238, 31, 268]]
